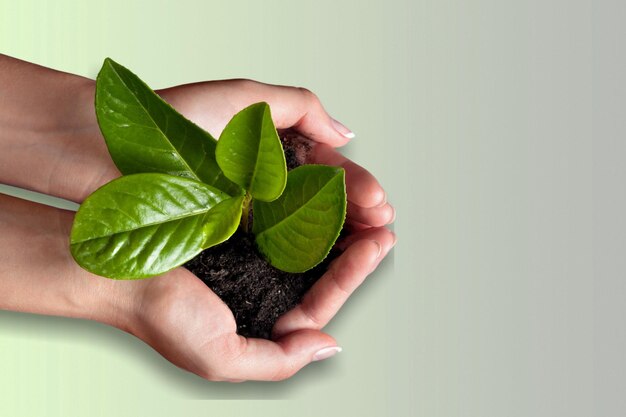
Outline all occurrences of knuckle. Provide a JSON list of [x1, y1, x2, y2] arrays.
[[300, 296, 324, 328], [297, 86, 320, 104], [325, 260, 351, 295]]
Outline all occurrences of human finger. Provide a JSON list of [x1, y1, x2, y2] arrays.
[[220, 80, 354, 147], [264, 85, 354, 147], [273, 228, 395, 338], [310, 143, 387, 208], [204, 329, 338, 381], [347, 201, 395, 228]]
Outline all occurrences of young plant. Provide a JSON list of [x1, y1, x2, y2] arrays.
[[70, 58, 346, 279]]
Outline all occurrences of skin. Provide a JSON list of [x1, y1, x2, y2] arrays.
[[0, 54, 395, 381]]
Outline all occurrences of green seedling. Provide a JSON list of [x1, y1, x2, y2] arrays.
[[70, 58, 346, 279]]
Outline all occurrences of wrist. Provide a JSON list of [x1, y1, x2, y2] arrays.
[[72, 272, 148, 335], [0, 194, 142, 334], [0, 56, 118, 202], [0, 55, 97, 138]]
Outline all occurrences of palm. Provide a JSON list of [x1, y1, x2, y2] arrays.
[[133, 268, 241, 380], [133, 222, 392, 382]]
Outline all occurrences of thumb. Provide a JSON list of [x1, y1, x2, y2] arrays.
[[214, 329, 340, 381]]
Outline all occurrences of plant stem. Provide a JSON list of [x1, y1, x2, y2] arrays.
[[241, 192, 252, 233]]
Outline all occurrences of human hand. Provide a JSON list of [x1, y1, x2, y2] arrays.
[[129, 136, 396, 381], [0, 56, 396, 380], [136, 84, 397, 380], [155, 79, 395, 229], [131, 225, 394, 382], [1, 187, 393, 383], [156, 79, 355, 148]]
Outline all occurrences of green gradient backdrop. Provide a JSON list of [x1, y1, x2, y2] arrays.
[[1, 1, 623, 416]]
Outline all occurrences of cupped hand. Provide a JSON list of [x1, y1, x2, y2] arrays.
[[130, 133, 396, 381], [0, 189, 392, 382], [132, 225, 394, 382], [154, 79, 395, 231], [156, 79, 354, 147], [2, 73, 396, 381], [99, 79, 396, 381]]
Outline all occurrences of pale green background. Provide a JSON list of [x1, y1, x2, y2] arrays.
[[1, 0, 623, 416]]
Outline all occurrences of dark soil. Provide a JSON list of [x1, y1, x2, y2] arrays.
[[184, 131, 338, 339], [184, 232, 336, 339]]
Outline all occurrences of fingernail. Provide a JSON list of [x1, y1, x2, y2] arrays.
[[370, 240, 383, 258], [312, 346, 342, 362], [391, 232, 398, 247], [331, 118, 355, 139], [389, 205, 396, 223], [375, 190, 387, 207]]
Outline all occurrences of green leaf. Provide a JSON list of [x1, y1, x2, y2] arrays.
[[253, 165, 347, 273], [216, 102, 287, 201], [201, 194, 244, 249], [70, 173, 237, 279], [95, 58, 240, 195]]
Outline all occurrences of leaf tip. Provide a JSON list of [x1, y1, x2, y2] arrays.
[[102, 57, 117, 69]]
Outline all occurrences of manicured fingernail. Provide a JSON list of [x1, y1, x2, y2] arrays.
[[389, 205, 396, 223], [313, 346, 342, 362], [331, 118, 355, 139], [370, 240, 383, 258]]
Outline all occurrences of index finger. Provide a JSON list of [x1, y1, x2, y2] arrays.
[[310, 143, 387, 208], [272, 227, 395, 339]]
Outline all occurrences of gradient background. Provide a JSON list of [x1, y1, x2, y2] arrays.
[[1, 1, 623, 416]]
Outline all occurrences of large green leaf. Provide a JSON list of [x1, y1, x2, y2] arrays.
[[70, 173, 240, 279], [216, 102, 286, 201], [253, 165, 347, 272], [95, 58, 239, 195]]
